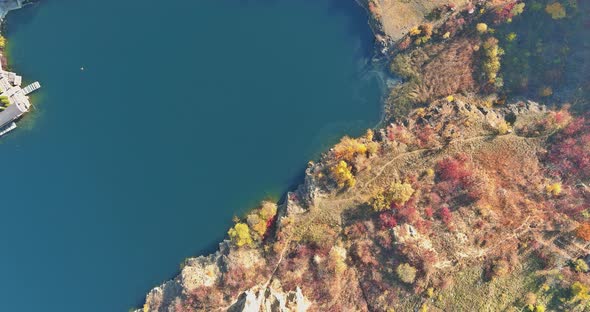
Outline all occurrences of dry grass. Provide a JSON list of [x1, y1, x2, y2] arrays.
[[368, 0, 471, 41], [388, 38, 480, 118]]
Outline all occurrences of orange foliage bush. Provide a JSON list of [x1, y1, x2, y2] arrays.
[[333, 136, 367, 161], [576, 223, 590, 241]]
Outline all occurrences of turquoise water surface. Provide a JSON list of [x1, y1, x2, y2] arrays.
[[1, 0, 382, 310]]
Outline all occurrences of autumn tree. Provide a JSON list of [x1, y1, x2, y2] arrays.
[[228, 223, 253, 247], [246, 201, 277, 238], [330, 160, 356, 188], [545, 182, 562, 197], [571, 281, 590, 302], [481, 37, 503, 83], [576, 223, 590, 241], [370, 182, 415, 211], [390, 182, 415, 206], [573, 259, 589, 273], [333, 136, 367, 161]]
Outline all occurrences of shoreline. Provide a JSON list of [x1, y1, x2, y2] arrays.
[[136, 0, 590, 311], [3, 0, 588, 311], [0, 1, 41, 137], [134, 1, 399, 310]]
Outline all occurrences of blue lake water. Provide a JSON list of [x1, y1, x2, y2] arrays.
[[1, 0, 382, 310]]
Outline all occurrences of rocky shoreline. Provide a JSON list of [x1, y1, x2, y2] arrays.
[[137, 1, 590, 311], [136, 0, 589, 311]]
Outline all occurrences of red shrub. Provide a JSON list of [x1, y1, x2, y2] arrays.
[[416, 125, 436, 147], [398, 36, 412, 50], [397, 205, 418, 224], [547, 117, 590, 180], [424, 206, 434, 218], [386, 124, 415, 145], [414, 218, 432, 233], [554, 110, 571, 126], [428, 192, 442, 205], [387, 125, 396, 141], [494, 2, 517, 24], [379, 211, 398, 229], [354, 241, 380, 266], [345, 222, 369, 239], [436, 155, 472, 184], [439, 206, 453, 225], [263, 215, 278, 240]]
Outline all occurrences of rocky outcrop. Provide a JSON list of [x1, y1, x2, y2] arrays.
[[228, 286, 311, 312]]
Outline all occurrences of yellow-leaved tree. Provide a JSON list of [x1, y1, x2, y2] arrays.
[[330, 160, 356, 188], [228, 223, 253, 247], [370, 182, 415, 211], [246, 201, 277, 238], [333, 136, 367, 161]]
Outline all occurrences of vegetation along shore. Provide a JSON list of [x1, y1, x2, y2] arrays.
[[4, 0, 587, 311], [137, 0, 590, 311]]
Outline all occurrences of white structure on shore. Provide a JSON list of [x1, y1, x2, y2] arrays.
[[0, 55, 41, 136]]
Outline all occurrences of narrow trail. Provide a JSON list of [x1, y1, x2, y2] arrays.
[[218, 129, 553, 310]]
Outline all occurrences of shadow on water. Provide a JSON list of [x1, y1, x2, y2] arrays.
[[2, 1, 41, 35], [139, 1, 380, 300], [324, 0, 376, 58], [7, 0, 375, 58], [176, 0, 380, 260], [226, 0, 375, 58]]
